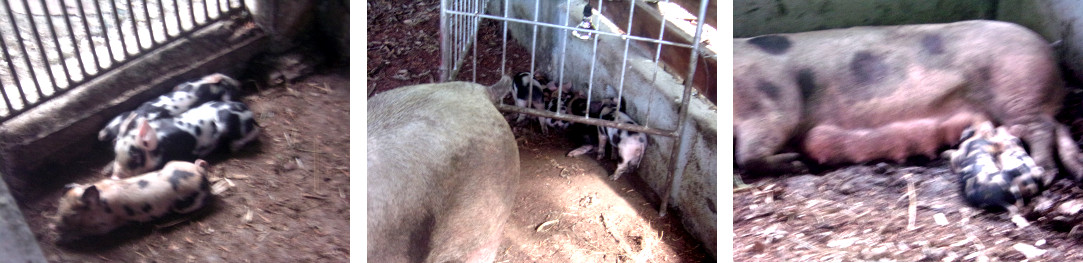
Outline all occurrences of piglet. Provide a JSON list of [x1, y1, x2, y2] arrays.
[[951, 121, 1044, 214], [596, 103, 647, 180], [54, 160, 212, 243], [111, 101, 259, 178], [566, 99, 647, 180], [99, 73, 241, 142]]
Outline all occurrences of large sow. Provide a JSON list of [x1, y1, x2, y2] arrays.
[[368, 77, 519, 263], [734, 20, 1083, 186]]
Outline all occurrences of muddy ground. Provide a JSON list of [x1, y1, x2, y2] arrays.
[[14, 71, 350, 262], [368, 0, 711, 261]]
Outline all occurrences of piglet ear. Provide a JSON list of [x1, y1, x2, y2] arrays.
[[138, 119, 158, 150], [195, 159, 208, 168], [81, 185, 101, 205]]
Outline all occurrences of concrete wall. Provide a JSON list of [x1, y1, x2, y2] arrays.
[[734, 0, 996, 37], [997, 0, 1083, 82], [0, 172, 45, 262], [491, 0, 718, 257]]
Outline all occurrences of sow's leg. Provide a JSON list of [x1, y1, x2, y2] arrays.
[[368, 81, 520, 263]]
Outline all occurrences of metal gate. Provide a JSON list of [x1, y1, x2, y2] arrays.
[[0, 0, 246, 123], [440, 0, 710, 216]]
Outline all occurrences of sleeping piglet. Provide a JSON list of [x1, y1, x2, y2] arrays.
[[54, 160, 212, 243]]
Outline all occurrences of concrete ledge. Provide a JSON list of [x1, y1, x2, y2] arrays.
[[0, 171, 46, 263], [0, 18, 268, 194]]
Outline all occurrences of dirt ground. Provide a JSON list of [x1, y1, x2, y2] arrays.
[[368, 0, 711, 261], [734, 160, 1083, 262], [14, 70, 350, 262], [499, 128, 709, 262]]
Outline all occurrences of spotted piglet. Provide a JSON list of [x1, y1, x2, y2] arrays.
[[99, 73, 241, 142], [111, 101, 259, 179], [54, 160, 212, 243], [596, 104, 647, 180], [567, 100, 647, 180], [950, 121, 1044, 214]]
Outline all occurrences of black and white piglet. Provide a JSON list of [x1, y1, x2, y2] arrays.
[[567, 99, 647, 180], [54, 160, 212, 243], [111, 101, 259, 179], [950, 121, 1044, 214], [511, 72, 546, 120], [99, 73, 241, 142]]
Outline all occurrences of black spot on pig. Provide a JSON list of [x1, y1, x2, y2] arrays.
[[748, 35, 791, 55], [850, 51, 890, 85], [200, 176, 211, 192], [169, 170, 195, 191], [757, 80, 781, 100], [173, 191, 202, 212], [142, 203, 153, 213], [124, 205, 135, 216], [921, 34, 945, 55], [138, 180, 149, 189], [978, 66, 992, 83], [102, 199, 112, 214], [194, 126, 201, 135], [797, 69, 817, 100], [127, 147, 146, 170]]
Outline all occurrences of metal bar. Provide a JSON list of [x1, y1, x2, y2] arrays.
[[556, 0, 570, 116], [20, 0, 55, 95], [74, 0, 102, 71], [93, 0, 117, 64], [0, 79, 12, 113], [0, 4, 16, 110], [585, 0, 602, 118], [172, 0, 182, 34], [111, 0, 130, 57], [59, 0, 88, 78], [615, 0, 637, 113], [141, 0, 155, 46], [444, 10, 696, 49], [126, 0, 144, 52], [42, 0, 73, 85], [496, 104, 676, 138], [653, 0, 667, 63], [157, 0, 168, 40], [659, 0, 708, 217], [499, 0, 507, 76], [439, 0, 448, 81], [188, 0, 196, 28], [6, 0, 39, 103], [204, 0, 212, 23], [471, 0, 479, 82], [527, 0, 539, 109]]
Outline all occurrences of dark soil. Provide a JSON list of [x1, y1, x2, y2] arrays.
[[15, 71, 350, 262]]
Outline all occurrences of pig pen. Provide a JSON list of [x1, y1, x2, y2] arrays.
[[12, 70, 349, 262], [368, 0, 712, 261]]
